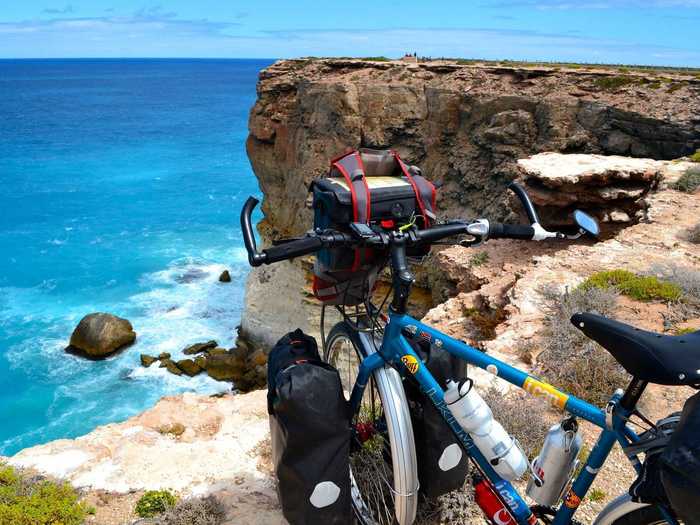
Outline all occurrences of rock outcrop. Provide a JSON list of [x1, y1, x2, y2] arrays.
[[515, 153, 694, 227], [6, 391, 284, 525], [67, 313, 136, 358], [242, 58, 700, 349]]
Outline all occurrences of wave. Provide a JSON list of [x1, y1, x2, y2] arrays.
[[0, 250, 250, 455]]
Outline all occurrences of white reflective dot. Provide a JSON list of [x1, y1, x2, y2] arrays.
[[310, 481, 340, 508], [438, 443, 463, 471]]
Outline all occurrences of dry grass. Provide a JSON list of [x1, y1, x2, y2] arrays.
[[152, 495, 225, 525], [536, 285, 629, 406]]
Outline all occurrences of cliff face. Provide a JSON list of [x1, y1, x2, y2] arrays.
[[247, 59, 700, 240], [242, 58, 700, 348]]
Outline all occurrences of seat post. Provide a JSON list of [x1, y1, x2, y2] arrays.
[[620, 377, 648, 411]]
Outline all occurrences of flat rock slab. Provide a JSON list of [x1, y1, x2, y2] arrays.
[[517, 152, 667, 186], [7, 390, 284, 525]]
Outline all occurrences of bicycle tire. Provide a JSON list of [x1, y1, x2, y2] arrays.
[[324, 321, 419, 525], [609, 506, 679, 525]]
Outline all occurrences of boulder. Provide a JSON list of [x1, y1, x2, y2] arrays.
[[158, 352, 171, 360], [194, 356, 208, 370], [176, 359, 202, 377], [205, 354, 245, 382], [140, 354, 157, 367], [67, 313, 136, 358], [219, 270, 232, 283], [183, 340, 218, 355], [208, 347, 229, 356], [160, 358, 182, 376]]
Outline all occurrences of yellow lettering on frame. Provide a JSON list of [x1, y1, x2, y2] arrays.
[[523, 377, 569, 410]]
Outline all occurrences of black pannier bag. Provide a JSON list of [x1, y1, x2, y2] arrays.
[[310, 148, 437, 305], [660, 392, 700, 525], [267, 329, 352, 525], [403, 331, 471, 498]]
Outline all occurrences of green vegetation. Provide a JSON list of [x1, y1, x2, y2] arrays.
[[469, 252, 490, 267], [580, 269, 682, 302], [135, 489, 177, 518], [672, 166, 700, 193], [667, 82, 687, 93], [0, 462, 88, 525], [359, 56, 390, 62], [594, 76, 638, 91], [676, 327, 696, 335], [689, 149, 700, 163], [589, 488, 607, 502]]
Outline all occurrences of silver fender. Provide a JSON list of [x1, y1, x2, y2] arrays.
[[592, 493, 649, 525]]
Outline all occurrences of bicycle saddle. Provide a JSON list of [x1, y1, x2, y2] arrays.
[[571, 312, 700, 386]]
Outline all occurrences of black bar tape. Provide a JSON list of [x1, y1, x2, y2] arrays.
[[263, 236, 324, 263], [489, 223, 535, 240]]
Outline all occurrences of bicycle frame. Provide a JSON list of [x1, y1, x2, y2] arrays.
[[348, 311, 677, 525]]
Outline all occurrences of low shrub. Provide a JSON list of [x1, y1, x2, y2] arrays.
[[153, 495, 225, 525], [536, 285, 629, 406], [690, 149, 700, 163], [135, 489, 177, 518], [688, 223, 700, 244], [672, 165, 700, 193], [0, 462, 88, 525], [483, 386, 550, 459], [360, 56, 391, 62], [594, 76, 637, 91], [580, 269, 682, 302], [589, 487, 607, 502]]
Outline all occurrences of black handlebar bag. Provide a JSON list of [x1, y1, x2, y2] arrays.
[[660, 392, 700, 525], [403, 332, 471, 498], [268, 330, 352, 525], [310, 148, 437, 305]]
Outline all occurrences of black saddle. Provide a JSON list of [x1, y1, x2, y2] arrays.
[[571, 313, 700, 386]]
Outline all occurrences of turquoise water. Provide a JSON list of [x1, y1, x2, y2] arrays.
[[0, 59, 272, 455]]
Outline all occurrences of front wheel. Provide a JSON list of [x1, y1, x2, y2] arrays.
[[610, 506, 679, 525], [324, 321, 419, 525]]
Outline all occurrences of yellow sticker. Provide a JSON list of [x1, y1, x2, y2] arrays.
[[523, 377, 569, 410], [401, 355, 420, 374]]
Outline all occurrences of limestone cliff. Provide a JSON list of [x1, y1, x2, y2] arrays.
[[242, 58, 700, 348]]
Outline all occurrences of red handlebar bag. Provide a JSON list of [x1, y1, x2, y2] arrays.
[[309, 148, 436, 306]]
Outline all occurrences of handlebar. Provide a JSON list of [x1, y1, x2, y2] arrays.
[[240, 183, 597, 267]]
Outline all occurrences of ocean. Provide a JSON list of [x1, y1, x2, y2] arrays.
[[0, 58, 273, 455]]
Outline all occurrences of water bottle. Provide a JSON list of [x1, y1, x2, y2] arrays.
[[526, 417, 582, 506], [444, 380, 528, 481]]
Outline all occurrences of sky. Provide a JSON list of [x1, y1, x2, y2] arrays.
[[1, 1, 699, 66]]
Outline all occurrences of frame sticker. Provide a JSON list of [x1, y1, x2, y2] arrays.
[[401, 355, 420, 374], [564, 489, 581, 509], [523, 377, 569, 410]]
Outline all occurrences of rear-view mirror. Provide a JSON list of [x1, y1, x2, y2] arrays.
[[573, 209, 600, 237]]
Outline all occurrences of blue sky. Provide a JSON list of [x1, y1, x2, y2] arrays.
[[1, 1, 699, 66]]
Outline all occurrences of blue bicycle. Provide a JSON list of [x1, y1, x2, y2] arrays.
[[241, 184, 695, 525]]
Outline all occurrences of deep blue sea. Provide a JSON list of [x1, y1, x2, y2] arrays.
[[0, 59, 272, 455]]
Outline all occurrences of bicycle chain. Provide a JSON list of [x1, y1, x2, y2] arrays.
[[530, 505, 584, 525]]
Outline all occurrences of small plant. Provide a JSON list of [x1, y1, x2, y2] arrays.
[[688, 222, 700, 244], [675, 327, 696, 335], [536, 285, 629, 405], [589, 487, 607, 502], [690, 149, 700, 163], [580, 269, 682, 302], [672, 165, 700, 193], [360, 56, 391, 62], [469, 252, 490, 267], [0, 462, 88, 525], [155, 495, 226, 525], [135, 489, 177, 518], [594, 76, 637, 91], [483, 387, 550, 459]]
